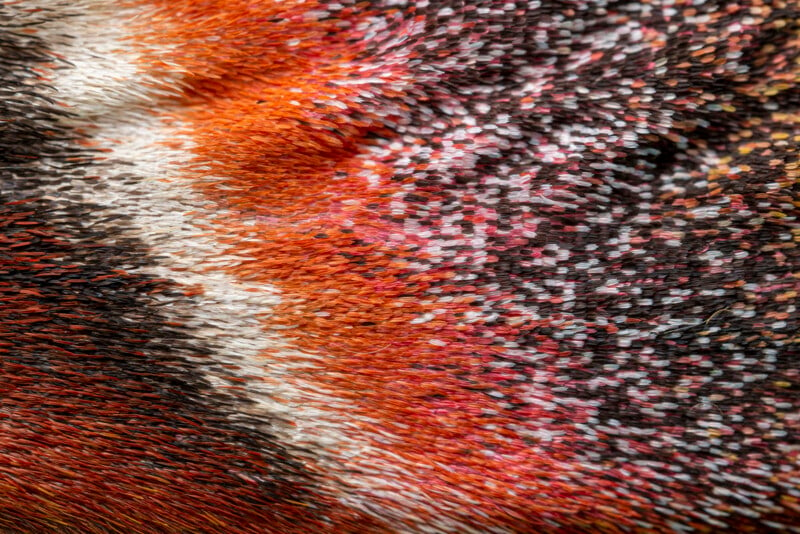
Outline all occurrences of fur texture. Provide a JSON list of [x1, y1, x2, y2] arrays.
[[0, 0, 798, 532]]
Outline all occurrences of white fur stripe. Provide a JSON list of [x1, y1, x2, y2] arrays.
[[24, 3, 479, 531]]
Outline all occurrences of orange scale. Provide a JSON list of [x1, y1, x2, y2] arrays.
[[126, 0, 644, 526], [127, 0, 363, 82]]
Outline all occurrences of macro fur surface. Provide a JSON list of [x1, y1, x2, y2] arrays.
[[0, 0, 799, 532]]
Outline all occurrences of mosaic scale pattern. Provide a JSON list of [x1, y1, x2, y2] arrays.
[[0, 0, 798, 532]]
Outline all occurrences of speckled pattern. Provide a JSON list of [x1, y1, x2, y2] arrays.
[[1, 0, 799, 532]]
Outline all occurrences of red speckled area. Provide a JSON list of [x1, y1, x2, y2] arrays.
[[1, 0, 799, 532]]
